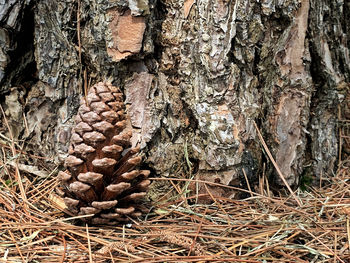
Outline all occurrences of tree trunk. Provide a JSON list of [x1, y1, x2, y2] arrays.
[[0, 0, 349, 199]]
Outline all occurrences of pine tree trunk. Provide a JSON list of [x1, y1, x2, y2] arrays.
[[0, 0, 349, 199]]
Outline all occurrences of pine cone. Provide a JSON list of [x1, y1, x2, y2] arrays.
[[58, 82, 150, 225]]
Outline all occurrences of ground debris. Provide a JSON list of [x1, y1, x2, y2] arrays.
[[1, 140, 350, 262]]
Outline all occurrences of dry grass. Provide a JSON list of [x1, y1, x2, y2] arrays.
[[0, 108, 350, 262]]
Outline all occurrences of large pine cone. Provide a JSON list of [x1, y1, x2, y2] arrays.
[[58, 82, 150, 225]]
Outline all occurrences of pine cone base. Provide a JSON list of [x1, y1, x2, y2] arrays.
[[58, 82, 150, 225]]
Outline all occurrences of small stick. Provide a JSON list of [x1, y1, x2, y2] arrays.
[[265, 170, 271, 198], [22, 112, 29, 137], [258, 173, 264, 196], [84, 68, 88, 103], [86, 224, 93, 263], [253, 121, 302, 207], [60, 235, 67, 263], [242, 168, 253, 197]]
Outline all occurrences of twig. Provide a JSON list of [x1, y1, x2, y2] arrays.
[[60, 235, 67, 263], [86, 224, 93, 263], [253, 121, 302, 207], [242, 168, 253, 197]]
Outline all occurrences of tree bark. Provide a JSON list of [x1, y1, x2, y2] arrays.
[[0, 0, 349, 198]]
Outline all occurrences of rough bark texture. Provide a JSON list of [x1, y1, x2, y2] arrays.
[[0, 0, 349, 199]]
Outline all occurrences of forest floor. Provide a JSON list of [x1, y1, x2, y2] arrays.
[[0, 151, 350, 263], [0, 123, 350, 262]]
